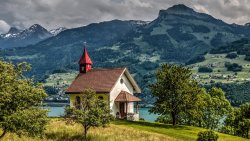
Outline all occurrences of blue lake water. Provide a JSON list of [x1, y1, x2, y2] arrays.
[[46, 106, 159, 122]]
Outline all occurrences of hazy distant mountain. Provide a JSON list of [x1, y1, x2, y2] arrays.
[[49, 27, 67, 36], [116, 4, 250, 62], [1, 19, 144, 76], [0, 24, 52, 49], [0, 27, 21, 38]]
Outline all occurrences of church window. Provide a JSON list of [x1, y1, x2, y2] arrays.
[[75, 96, 81, 109]]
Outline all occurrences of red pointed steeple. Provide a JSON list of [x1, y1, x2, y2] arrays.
[[79, 47, 92, 73]]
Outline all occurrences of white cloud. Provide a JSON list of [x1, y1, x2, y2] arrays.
[[0, 20, 10, 34], [0, 0, 250, 30], [193, 5, 210, 15]]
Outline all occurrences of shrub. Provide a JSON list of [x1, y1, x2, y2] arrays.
[[198, 66, 213, 73], [155, 115, 172, 124], [197, 131, 218, 141], [225, 52, 238, 59], [224, 62, 243, 72], [210, 80, 215, 83], [245, 55, 250, 61]]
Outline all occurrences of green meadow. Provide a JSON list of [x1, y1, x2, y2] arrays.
[[0, 119, 248, 141]]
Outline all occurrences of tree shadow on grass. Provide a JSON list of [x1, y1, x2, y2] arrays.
[[113, 120, 190, 130]]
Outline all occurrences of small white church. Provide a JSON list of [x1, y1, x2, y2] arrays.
[[66, 47, 141, 121]]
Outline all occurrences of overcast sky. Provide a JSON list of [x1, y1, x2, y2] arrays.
[[0, 0, 250, 34]]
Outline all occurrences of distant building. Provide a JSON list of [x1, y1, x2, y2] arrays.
[[66, 46, 141, 120]]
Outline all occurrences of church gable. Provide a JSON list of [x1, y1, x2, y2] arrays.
[[65, 68, 126, 94], [66, 68, 141, 94]]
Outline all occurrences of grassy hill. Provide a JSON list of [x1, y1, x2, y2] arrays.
[[0, 119, 248, 141], [189, 53, 250, 84], [188, 52, 250, 106]]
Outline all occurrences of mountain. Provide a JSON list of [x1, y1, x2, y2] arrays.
[[50, 27, 67, 36], [116, 4, 250, 62], [1, 4, 250, 104], [0, 24, 52, 49], [0, 20, 144, 76], [0, 27, 20, 39]]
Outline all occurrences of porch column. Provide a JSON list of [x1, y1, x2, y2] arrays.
[[136, 102, 139, 113]]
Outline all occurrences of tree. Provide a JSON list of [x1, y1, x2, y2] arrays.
[[198, 66, 213, 73], [180, 88, 208, 127], [0, 61, 48, 139], [65, 89, 112, 140], [202, 87, 232, 130], [223, 102, 250, 138], [224, 62, 242, 72], [225, 52, 238, 59], [150, 64, 204, 126]]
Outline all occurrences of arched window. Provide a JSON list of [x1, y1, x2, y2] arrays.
[[98, 96, 104, 100], [75, 96, 81, 109]]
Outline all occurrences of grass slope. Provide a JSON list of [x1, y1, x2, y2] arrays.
[[0, 119, 248, 141], [190, 53, 250, 84], [114, 120, 248, 141]]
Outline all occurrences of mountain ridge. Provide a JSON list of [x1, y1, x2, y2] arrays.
[[1, 4, 250, 104], [0, 24, 52, 49]]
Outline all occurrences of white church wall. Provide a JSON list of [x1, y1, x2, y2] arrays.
[[109, 71, 134, 116]]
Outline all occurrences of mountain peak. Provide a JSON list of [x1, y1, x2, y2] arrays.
[[29, 24, 44, 30], [49, 27, 67, 36], [159, 4, 195, 17], [168, 4, 194, 11], [24, 24, 52, 36], [7, 27, 20, 34]]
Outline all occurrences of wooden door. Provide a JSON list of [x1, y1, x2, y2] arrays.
[[120, 102, 125, 118]]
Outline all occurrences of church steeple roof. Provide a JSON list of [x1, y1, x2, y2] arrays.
[[79, 47, 93, 65]]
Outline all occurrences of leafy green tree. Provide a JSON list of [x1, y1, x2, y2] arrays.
[[223, 102, 250, 138], [65, 89, 112, 140], [150, 64, 204, 126], [0, 61, 48, 139], [202, 88, 232, 130], [181, 88, 208, 127]]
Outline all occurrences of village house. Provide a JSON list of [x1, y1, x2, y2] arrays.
[[65, 47, 141, 121]]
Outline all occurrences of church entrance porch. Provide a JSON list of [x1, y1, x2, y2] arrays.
[[115, 91, 141, 121]]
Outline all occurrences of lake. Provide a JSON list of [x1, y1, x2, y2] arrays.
[[46, 106, 159, 122]]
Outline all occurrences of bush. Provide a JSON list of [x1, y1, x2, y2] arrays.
[[198, 66, 213, 73], [245, 55, 250, 61], [197, 131, 218, 141], [225, 52, 238, 59], [224, 62, 243, 72], [155, 115, 172, 124]]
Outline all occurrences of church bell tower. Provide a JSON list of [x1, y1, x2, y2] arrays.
[[79, 46, 92, 73]]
